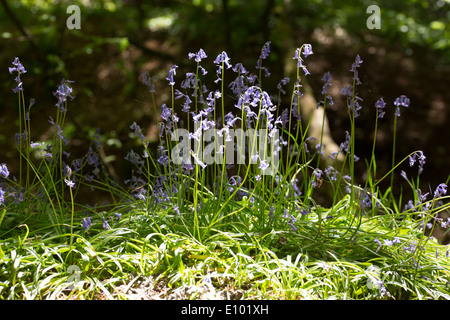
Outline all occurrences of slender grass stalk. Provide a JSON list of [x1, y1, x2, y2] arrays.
[[390, 113, 398, 190], [68, 182, 75, 247]]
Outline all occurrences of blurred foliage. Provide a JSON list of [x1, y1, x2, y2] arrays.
[[0, 0, 448, 94]]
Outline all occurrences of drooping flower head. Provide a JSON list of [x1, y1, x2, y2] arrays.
[[409, 150, 426, 174], [188, 48, 207, 63], [54, 79, 75, 111], [139, 71, 155, 93], [9, 57, 27, 75], [260, 41, 271, 60], [256, 41, 271, 77], [166, 65, 178, 86], [434, 183, 447, 198], [349, 54, 363, 86], [293, 44, 313, 75], [0, 164, 9, 179], [303, 44, 313, 57], [317, 71, 333, 108], [214, 51, 231, 69], [394, 95, 410, 108], [9, 57, 27, 93], [375, 97, 386, 118], [393, 95, 410, 117]]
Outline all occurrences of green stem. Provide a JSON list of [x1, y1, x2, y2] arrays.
[[390, 114, 398, 190]]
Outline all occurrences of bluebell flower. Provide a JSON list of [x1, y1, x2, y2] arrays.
[[339, 131, 351, 153], [417, 189, 429, 203], [275, 109, 289, 129], [81, 217, 92, 231], [125, 150, 144, 166], [9, 57, 27, 93], [376, 280, 388, 297], [293, 46, 311, 75], [400, 170, 408, 180], [375, 97, 386, 118], [350, 54, 363, 85], [224, 112, 239, 127], [9, 57, 27, 75], [329, 151, 339, 160], [161, 104, 172, 121], [157, 154, 169, 166], [374, 238, 382, 246], [325, 166, 338, 181], [315, 143, 325, 155], [394, 95, 410, 108], [393, 95, 410, 117], [340, 86, 363, 117], [300, 206, 311, 216], [182, 95, 192, 112], [259, 159, 269, 171], [229, 75, 247, 96], [350, 54, 363, 72], [311, 168, 323, 188], [361, 190, 374, 211], [214, 51, 231, 69], [302, 44, 313, 57], [0, 164, 9, 179], [139, 71, 155, 93], [409, 151, 426, 174], [64, 178, 75, 188], [348, 95, 363, 117], [30, 141, 41, 149], [199, 66, 207, 75], [102, 216, 110, 230], [287, 214, 297, 231], [181, 72, 196, 89], [206, 90, 221, 107], [188, 48, 207, 63], [232, 63, 248, 75], [259, 41, 271, 60], [277, 77, 290, 95], [54, 79, 75, 110], [12, 81, 23, 93], [130, 122, 146, 142], [340, 86, 353, 97], [166, 65, 178, 86], [192, 151, 207, 169], [256, 42, 271, 77], [434, 183, 447, 198], [0, 188, 5, 206], [321, 71, 332, 95]]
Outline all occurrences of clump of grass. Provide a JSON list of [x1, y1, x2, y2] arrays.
[[1, 47, 449, 300]]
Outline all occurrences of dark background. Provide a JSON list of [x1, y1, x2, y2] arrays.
[[1, 0, 449, 203]]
